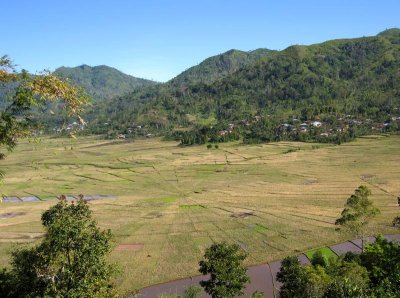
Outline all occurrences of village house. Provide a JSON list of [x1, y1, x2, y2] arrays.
[[311, 121, 322, 127]]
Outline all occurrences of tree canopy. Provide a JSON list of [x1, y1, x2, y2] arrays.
[[335, 185, 380, 250], [2, 199, 116, 297], [199, 242, 249, 298]]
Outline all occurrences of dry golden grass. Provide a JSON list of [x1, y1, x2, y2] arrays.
[[0, 135, 399, 295]]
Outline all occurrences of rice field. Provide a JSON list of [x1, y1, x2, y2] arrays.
[[0, 135, 399, 295]]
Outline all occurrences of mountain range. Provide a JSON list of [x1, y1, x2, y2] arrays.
[[81, 28, 400, 144], [3, 28, 399, 144]]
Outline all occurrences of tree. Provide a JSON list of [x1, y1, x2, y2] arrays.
[[324, 259, 369, 298], [324, 278, 365, 298], [199, 242, 249, 298], [303, 265, 330, 297], [359, 235, 400, 295], [335, 185, 380, 251], [6, 199, 116, 297], [310, 251, 327, 268], [0, 55, 89, 176], [276, 256, 308, 298], [392, 216, 400, 228]]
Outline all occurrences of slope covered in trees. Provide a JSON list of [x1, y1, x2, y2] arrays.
[[87, 29, 400, 143], [169, 48, 274, 86], [54, 64, 157, 101]]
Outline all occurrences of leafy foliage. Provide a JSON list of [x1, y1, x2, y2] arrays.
[[310, 251, 327, 268], [360, 235, 400, 295], [335, 186, 380, 250], [393, 216, 400, 228], [5, 199, 116, 298], [199, 242, 249, 298], [276, 256, 308, 298], [277, 237, 400, 297]]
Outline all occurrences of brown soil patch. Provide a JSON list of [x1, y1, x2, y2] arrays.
[[361, 174, 375, 180], [0, 232, 44, 243], [115, 244, 144, 251], [231, 212, 255, 218], [144, 212, 163, 219], [303, 178, 319, 185], [0, 212, 25, 219]]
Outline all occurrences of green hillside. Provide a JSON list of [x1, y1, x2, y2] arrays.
[[170, 48, 274, 85], [54, 64, 157, 101], [87, 29, 400, 143]]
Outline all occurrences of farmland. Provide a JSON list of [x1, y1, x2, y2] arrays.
[[0, 135, 399, 295]]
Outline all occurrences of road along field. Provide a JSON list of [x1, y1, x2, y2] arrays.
[[0, 135, 399, 295]]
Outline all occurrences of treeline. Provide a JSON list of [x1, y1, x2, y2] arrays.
[[172, 119, 399, 146]]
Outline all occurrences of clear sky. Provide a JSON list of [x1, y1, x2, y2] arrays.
[[2, 0, 400, 82]]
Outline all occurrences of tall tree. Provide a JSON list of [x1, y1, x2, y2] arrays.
[[335, 185, 380, 251], [277, 256, 308, 298], [6, 199, 116, 297], [199, 242, 249, 298]]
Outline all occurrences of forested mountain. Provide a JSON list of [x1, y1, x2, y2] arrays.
[[169, 48, 274, 85], [54, 65, 157, 101], [86, 29, 400, 143]]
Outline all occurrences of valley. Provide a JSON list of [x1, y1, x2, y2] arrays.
[[1, 135, 399, 294]]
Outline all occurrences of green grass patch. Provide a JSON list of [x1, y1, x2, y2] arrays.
[[305, 247, 338, 263], [36, 194, 57, 200], [145, 196, 177, 204], [193, 236, 213, 247], [251, 223, 269, 231]]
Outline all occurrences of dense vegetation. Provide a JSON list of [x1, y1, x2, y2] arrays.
[[278, 236, 400, 297], [0, 199, 116, 298], [169, 48, 274, 86], [86, 29, 400, 143], [54, 64, 157, 102]]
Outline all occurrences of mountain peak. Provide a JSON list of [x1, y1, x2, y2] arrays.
[[170, 48, 273, 85], [377, 28, 400, 44], [54, 65, 157, 101], [378, 28, 400, 36]]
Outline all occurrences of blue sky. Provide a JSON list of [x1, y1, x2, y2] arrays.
[[2, 0, 400, 82]]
